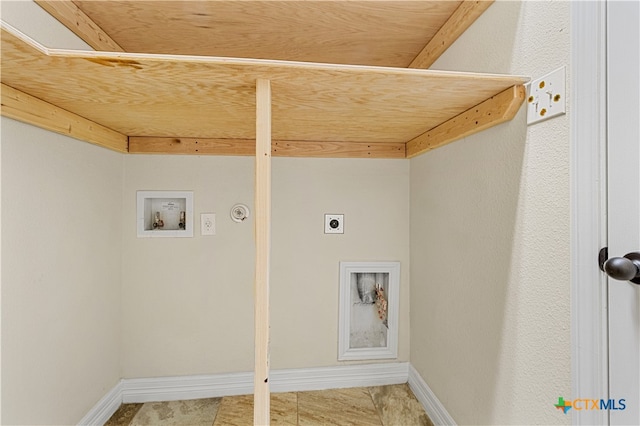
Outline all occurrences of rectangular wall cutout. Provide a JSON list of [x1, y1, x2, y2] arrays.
[[338, 261, 400, 361], [137, 191, 194, 237]]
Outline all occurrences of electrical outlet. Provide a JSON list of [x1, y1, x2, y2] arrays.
[[526, 66, 566, 125], [201, 213, 216, 236], [324, 214, 344, 234]]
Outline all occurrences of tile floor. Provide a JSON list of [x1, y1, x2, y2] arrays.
[[105, 384, 433, 426]]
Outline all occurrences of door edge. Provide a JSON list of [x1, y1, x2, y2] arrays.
[[570, 1, 609, 425]]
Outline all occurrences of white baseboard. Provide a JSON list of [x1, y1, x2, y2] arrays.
[[122, 370, 254, 403], [271, 362, 409, 393], [408, 364, 456, 426], [122, 361, 409, 403], [78, 380, 123, 426], [81, 362, 429, 424]]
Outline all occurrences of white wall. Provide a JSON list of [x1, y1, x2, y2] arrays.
[[2, 1, 574, 423], [1, 118, 124, 424], [0, 0, 91, 50], [1, 2, 121, 424], [410, 1, 571, 424], [271, 158, 410, 369], [121, 156, 410, 377], [121, 155, 255, 377]]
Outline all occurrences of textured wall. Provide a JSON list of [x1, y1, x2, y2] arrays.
[[410, 1, 571, 424], [1, 118, 124, 424], [121, 156, 410, 377]]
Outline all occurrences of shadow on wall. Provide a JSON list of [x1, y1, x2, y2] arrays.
[[411, 0, 575, 422], [409, 1, 558, 422], [411, 109, 528, 423], [426, 1, 523, 74]]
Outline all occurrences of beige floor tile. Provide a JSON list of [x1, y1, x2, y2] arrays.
[[213, 392, 297, 425], [104, 403, 143, 426], [369, 384, 433, 426], [129, 398, 220, 426], [298, 387, 382, 426], [105, 385, 432, 426]]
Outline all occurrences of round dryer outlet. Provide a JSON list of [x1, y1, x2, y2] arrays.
[[231, 203, 250, 222]]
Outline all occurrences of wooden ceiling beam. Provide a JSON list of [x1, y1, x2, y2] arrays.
[[35, 1, 124, 51], [1, 84, 129, 153], [408, 0, 494, 69], [272, 141, 406, 158], [129, 137, 406, 159], [405, 85, 526, 158], [128, 137, 255, 156]]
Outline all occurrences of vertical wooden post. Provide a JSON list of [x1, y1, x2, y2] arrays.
[[254, 78, 271, 425]]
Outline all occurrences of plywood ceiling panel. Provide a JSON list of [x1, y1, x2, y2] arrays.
[[71, 0, 462, 67], [1, 25, 526, 145]]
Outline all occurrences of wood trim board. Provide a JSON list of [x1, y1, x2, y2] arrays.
[[128, 137, 406, 159], [34, 0, 124, 52], [1, 84, 128, 153], [406, 85, 526, 158], [254, 78, 272, 425], [408, 0, 495, 69]]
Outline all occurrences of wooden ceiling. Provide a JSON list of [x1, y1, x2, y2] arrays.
[[1, 1, 528, 158], [71, 0, 462, 67], [35, 0, 495, 69]]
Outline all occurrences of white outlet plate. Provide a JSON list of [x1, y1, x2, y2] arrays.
[[325, 214, 344, 234], [526, 66, 566, 125], [201, 213, 216, 236]]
